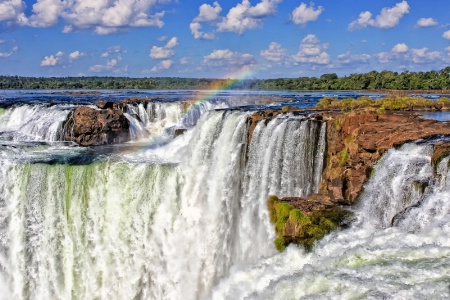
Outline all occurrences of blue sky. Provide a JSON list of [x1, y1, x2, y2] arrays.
[[0, 0, 449, 79]]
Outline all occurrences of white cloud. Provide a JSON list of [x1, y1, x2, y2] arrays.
[[19, 0, 64, 27], [89, 58, 126, 73], [12, 0, 169, 34], [443, 30, 450, 40], [410, 48, 442, 63], [0, 0, 25, 22], [392, 43, 409, 53], [149, 37, 178, 59], [337, 52, 371, 64], [190, 0, 282, 38], [446, 46, 450, 56], [189, 2, 222, 40], [0, 42, 19, 58], [40, 54, 60, 66], [376, 44, 444, 64], [69, 50, 85, 60], [348, 1, 410, 30], [157, 36, 168, 41], [217, 0, 282, 34], [293, 34, 330, 64], [290, 2, 324, 26], [203, 49, 256, 69], [195, 1, 222, 22], [416, 17, 438, 28], [260, 42, 288, 62], [148, 59, 173, 72]]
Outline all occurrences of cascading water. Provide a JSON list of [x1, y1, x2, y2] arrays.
[[0, 105, 71, 142], [210, 142, 450, 299], [0, 110, 326, 300], [124, 101, 228, 142]]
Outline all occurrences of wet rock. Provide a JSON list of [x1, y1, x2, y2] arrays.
[[61, 107, 130, 146], [431, 142, 450, 171]]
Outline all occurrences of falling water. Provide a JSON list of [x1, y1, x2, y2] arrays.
[[0, 105, 71, 142], [210, 142, 450, 299], [0, 110, 326, 300]]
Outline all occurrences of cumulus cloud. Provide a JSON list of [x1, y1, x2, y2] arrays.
[[290, 2, 324, 26], [392, 43, 409, 53], [148, 59, 173, 72], [101, 46, 124, 58], [69, 50, 85, 60], [0, 0, 25, 22], [41, 54, 60, 66], [149, 37, 178, 59], [203, 49, 256, 70], [89, 57, 128, 73], [415, 17, 438, 28], [190, 0, 282, 38], [293, 34, 330, 64], [337, 52, 371, 65], [260, 42, 288, 62], [443, 30, 450, 40], [180, 57, 189, 65], [9, 0, 169, 34], [410, 48, 442, 63], [376, 43, 444, 64], [348, 1, 410, 31]]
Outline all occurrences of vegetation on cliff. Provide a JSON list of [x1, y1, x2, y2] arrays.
[[0, 67, 449, 90], [316, 96, 450, 111], [267, 195, 351, 251]]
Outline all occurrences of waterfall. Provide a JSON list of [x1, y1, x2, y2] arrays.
[[0, 110, 326, 300], [124, 101, 228, 142], [0, 105, 71, 142], [210, 142, 450, 299]]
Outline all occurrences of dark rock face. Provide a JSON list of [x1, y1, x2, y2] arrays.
[[61, 107, 130, 146]]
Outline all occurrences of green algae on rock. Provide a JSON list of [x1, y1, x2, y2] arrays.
[[267, 195, 352, 251]]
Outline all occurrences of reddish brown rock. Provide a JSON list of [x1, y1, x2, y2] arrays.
[[61, 107, 130, 146], [319, 109, 450, 204], [431, 142, 450, 171]]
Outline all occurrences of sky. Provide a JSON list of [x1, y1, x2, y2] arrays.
[[0, 0, 449, 79]]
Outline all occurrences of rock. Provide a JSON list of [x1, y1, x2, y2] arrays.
[[319, 110, 450, 204], [267, 195, 352, 251], [431, 142, 450, 171], [61, 107, 130, 146], [247, 110, 282, 143], [174, 128, 187, 137]]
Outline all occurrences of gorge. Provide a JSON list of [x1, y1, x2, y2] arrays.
[[0, 90, 449, 299]]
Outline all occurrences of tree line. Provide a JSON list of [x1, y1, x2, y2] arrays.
[[0, 67, 449, 90]]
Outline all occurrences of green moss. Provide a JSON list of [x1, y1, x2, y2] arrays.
[[274, 237, 286, 252], [267, 196, 352, 252], [376, 107, 386, 114], [334, 118, 343, 131], [338, 149, 349, 166], [281, 105, 290, 113], [0, 108, 5, 116]]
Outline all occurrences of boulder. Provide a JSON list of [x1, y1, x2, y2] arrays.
[[61, 107, 130, 146]]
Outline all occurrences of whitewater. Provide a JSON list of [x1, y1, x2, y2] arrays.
[[0, 90, 449, 299]]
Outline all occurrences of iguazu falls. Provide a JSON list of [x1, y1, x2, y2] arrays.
[[0, 89, 449, 299]]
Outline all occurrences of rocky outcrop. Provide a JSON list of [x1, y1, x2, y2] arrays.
[[318, 109, 450, 205], [267, 195, 352, 251], [431, 142, 450, 171], [61, 107, 130, 146], [258, 108, 450, 251]]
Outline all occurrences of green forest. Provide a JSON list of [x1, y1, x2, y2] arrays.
[[0, 67, 449, 90]]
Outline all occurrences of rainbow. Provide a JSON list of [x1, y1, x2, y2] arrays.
[[125, 67, 257, 153]]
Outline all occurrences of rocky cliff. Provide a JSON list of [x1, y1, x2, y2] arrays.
[[250, 108, 450, 250], [61, 107, 130, 146]]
